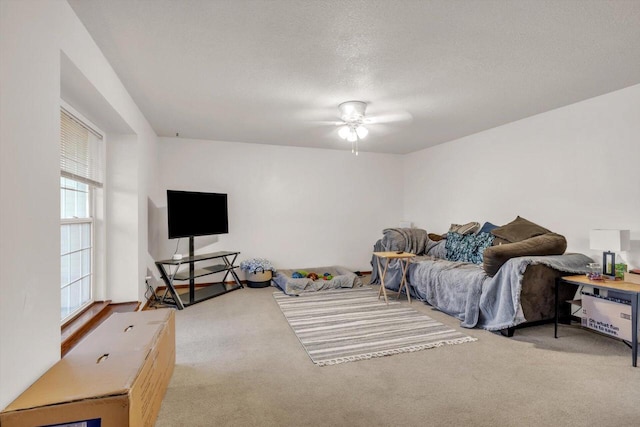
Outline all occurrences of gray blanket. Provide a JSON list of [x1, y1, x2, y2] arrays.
[[381, 227, 432, 254], [370, 228, 439, 284], [409, 253, 593, 330], [272, 266, 363, 296], [408, 257, 486, 327]]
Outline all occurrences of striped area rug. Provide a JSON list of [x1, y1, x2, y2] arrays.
[[273, 287, 477, 366]]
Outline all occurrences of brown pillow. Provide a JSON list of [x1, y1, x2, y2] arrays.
[[492, 237, 510, 246], [428, 233, 444, 242], [490, 216, 550, 243], [482, 233, 567, 277]]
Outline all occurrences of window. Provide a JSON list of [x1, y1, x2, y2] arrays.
[[60, 107, 103, 322], [60, 178, 93, 320]]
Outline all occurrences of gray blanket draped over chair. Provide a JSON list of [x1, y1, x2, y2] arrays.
[[370, 228, 438, 286]]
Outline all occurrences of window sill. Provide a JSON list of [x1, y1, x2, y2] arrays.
[[61, 300, 111, 357]]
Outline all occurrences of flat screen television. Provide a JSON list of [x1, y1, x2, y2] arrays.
[[167, 190, 228, 239]]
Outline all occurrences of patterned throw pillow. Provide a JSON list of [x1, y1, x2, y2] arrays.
[[445, 232, 495, 264]]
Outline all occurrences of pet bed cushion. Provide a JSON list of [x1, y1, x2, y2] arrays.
[[272, 266, 363, 296]]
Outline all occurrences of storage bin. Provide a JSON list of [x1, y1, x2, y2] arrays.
[[246, 268, 272, 288], [581, 293, 631, 341]]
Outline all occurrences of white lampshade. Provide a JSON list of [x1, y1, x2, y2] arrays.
[[339, 125, 368, 142], [338, 126, 350, 140], [589, 229, 631, 251], [355, 125, 368, 139]]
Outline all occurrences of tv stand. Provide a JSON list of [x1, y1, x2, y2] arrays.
[[155, 244, 242, 309]]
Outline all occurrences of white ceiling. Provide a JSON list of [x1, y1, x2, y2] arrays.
[[68, 0, 640, 154]]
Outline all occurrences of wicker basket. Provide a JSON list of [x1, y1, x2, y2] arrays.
[[246, 268, 272, 288]]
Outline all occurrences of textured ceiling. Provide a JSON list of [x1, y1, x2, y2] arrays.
[[68, 0, 640, 154]]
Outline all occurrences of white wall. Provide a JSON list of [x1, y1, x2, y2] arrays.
[[106, 134, 139, 302], [404, 83, 640, 269], [0, 0, 159, 409], [0, 0, 61, 411], [156, 138, 404, 275]]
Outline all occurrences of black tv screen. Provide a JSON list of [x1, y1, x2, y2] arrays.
[[167, 190, 228, 239]]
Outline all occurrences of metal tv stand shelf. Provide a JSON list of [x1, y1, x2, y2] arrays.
[[155, 249, 243, 310]]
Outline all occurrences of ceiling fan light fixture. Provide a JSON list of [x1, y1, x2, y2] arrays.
[[339, 124, 368, 141], [338, 125, 351, 140], [339, 100, 367, 122], [336, 101, 370, 155], [355, 125, 368, 139]]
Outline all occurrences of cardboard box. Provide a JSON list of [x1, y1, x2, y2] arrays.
[[0, 309, 175, 427], [581, 293, 631, 341]]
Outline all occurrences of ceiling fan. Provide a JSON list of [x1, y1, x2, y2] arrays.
[[329, 101, 412, 155]]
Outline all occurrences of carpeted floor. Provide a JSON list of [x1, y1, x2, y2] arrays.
[[155, 277, 640, 426]]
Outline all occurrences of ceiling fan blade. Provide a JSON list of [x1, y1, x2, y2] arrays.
[[364, 111, 413, 125], [364, 124, 395, 136], [309, 120, 345, 126]]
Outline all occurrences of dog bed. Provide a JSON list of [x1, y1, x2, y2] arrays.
[[272, 266, 363, 296]]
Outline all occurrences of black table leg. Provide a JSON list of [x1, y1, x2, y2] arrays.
[[554, 277, 559, 338], [632, 293, 638, 367]]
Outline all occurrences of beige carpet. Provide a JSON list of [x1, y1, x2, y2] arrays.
[[155, 278, 640, 426]]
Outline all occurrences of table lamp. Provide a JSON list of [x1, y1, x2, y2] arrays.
[[589, 229, 630, 279]]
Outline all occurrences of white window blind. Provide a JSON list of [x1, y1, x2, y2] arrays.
[[60, 108, 103, 188]]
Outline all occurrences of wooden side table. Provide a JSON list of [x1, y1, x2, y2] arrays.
[[555, 275, 640, 367], [373, 251, 416, 304]]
